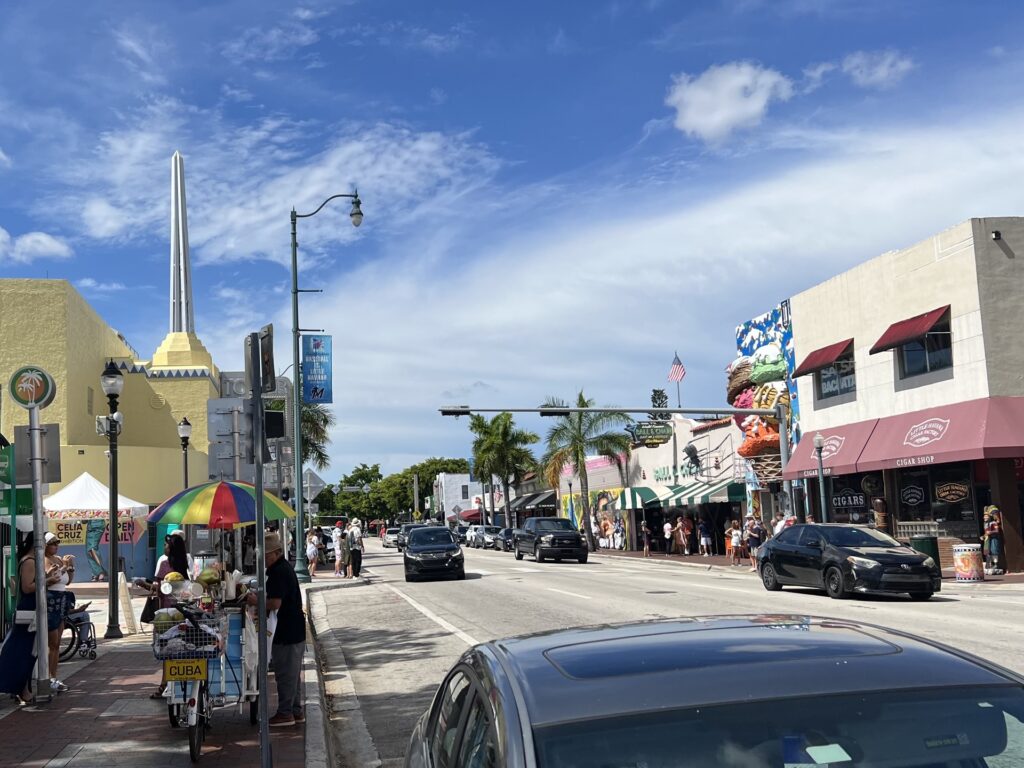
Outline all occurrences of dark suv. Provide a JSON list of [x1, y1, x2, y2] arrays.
[[514, 517, 587, 564]]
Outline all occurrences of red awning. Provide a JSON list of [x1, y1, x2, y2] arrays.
[[793, 338, 854, 378], [856, 397, 1024, 472], [869, 305, 950, 355], [782, 419, 879, 480], [459, 509, 482, 522]]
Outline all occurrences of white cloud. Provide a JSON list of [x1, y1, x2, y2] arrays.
[[77, 277, 127, 292], [333, 22, 472, 54], [841, 49, 914, 89], [802, 61, 836, 93], [0, 147, 11, 169], [222, 22, 319, 63], [113, 24, 170, 85], [429, 87, 448, 106], [665, 61, 793, 142], [0, 227, 72, 264], [221, 84, 253, 102]]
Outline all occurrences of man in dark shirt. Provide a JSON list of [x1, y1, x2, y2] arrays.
[[253, 532, 306, 726]]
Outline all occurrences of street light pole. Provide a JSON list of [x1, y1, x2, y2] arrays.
[[100, 361, 124, 640], [178, 417, 192, 490], [813, 432, 828, 523], [290, 192, 362, 583]]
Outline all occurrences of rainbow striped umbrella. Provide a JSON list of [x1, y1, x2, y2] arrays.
[[148, 481, 295, 529]]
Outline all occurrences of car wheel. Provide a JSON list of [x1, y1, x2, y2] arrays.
[[577, 555, 588, 564], [825, 566, 848, 599], [535, 545, 545, 563], [514, 547, 523, 561], [760, 562, 783, 591], [909, 592, 933, 601], [405, 572, 416, 583]]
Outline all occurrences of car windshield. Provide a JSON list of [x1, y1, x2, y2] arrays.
[[385, 528, 399, 535], [821, 526, 901, 548], [483, 526, 501, 534], [409, 528, 455, 546], [402, 524, 425, 533], [534, 518, 575, 531], [534, 686, 1024, 767]]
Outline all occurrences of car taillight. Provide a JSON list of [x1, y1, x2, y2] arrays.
[[188, 698, 196, 707]]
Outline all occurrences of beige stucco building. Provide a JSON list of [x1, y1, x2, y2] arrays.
[[784, 217, 1024, 571], [0, 279, 219, 506]]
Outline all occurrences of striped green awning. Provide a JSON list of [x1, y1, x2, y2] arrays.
[[663, 479, 705, 507], [686, 478, 746, 505], [617, 486, 673, 509]]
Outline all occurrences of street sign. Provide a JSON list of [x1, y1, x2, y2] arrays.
[[301, 334, 333, 404], [9, 366, 57, 410], [303, 468, 326, 500], [12, 423, 61, 485], [259, 324, 276, 393]]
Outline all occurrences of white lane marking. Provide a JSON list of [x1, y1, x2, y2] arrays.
[[513, 566, 542, 573], [547, 588, 593, 600], [384, 584, 480, 647]]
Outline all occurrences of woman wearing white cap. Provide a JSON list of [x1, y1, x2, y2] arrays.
[[42, 532, 75, 693]]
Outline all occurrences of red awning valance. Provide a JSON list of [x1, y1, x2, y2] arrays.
[[793, 338, 854, 378], [782, 419, 879, 480], [869, 305, 950, 355]]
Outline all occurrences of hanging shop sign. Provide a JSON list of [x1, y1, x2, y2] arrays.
[[8, 366, 57, 410], [301, 334, 333, 404], [935, 481, 970, 504], [901, 485, 925, 506], [626, 421, 673, 448]]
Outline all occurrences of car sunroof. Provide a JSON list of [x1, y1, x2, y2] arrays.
[[544, 625, 898, 680]]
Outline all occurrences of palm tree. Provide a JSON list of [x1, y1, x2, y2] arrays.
[[540, 391, 632, 551], [267, 400, 336, 471], [469, 412, 539, 528]]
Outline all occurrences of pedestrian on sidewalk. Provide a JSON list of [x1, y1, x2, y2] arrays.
[[148, 533, 192, 698], [772, 513, 786, 536], [984, 506, 1004, 574], [640, 520, 651, 557], [332, 522, 344, 577], [43, 532, 75, 694], [662, 519, 674, 556], [726, 520, 743, 566], [745, 515, 765, 572], [681, 515, 694, 556], [305, 529, 320, 578], [348, 519, 364, 577], [250, 532, 306, 727], [698, 518, 712, 556], [0, 534, 54, 704]]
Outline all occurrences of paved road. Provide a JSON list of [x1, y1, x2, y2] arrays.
[[312, 538, 1024, 766]]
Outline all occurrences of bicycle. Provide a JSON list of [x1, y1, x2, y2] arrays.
[[152, 598, 226, 763]]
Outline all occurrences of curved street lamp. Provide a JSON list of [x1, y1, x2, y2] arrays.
[[100, 360, 124, 639], [290, 191, 362, 582]]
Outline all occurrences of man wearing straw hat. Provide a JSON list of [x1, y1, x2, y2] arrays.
[[249, 532, 306, 726]]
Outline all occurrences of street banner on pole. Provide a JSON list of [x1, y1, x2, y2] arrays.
[[301, 334, 333, 404]]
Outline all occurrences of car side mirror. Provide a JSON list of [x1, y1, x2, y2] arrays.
[[808, 540, 823, 548]]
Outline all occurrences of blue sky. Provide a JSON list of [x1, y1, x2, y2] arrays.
[[3, 0, 1024, 476]]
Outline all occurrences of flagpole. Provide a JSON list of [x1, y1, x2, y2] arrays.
[[675, 380, 681, 408]]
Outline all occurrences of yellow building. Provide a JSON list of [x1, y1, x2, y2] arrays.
[[0, 278, 219, 506]]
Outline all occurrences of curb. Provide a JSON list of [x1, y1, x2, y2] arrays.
[[590, 550, 752, 575], [306, 585, 383, 768], [304, 638, 329, 768]]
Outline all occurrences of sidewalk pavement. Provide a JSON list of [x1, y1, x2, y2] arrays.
[[0, 596, 319, 768], [593, 546, 1024, 584]]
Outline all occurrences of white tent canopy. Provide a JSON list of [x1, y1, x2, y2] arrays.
[[44, 472, 150, 521]]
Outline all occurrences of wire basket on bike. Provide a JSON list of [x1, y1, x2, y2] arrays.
[[152, 608, 227, 660]]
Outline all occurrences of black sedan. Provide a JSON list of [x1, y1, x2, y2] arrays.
[[758, 523, 941, 600], [496, 528, 515, 552], [404, 615, 1024, 767], [403, 527, 465, 582]]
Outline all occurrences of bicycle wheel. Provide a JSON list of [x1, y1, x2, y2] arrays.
[[189, 682, 206, 762], [59, 621, 80, 662]]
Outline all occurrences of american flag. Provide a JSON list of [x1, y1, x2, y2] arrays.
[[668, 353, 686, 382]]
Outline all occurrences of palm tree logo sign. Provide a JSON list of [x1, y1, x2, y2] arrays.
[[9, 366, 57, 410]]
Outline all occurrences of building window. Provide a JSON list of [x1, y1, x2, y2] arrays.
[[899, 319, 953, 379], [86, 387, 94, 415], [815, 356, 856, 400], [461, 484, 469, 500]]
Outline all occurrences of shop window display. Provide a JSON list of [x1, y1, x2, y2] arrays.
[[896, 463, 979, 541]]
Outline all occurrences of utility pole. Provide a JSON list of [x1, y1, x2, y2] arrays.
[[413, 473, 420, 519]]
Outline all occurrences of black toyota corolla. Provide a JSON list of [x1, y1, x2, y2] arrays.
[[758, 523, 942, 600], [404, 526, 465, 582]]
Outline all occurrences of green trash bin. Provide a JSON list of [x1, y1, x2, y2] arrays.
[[910, 534, 940, 568]]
